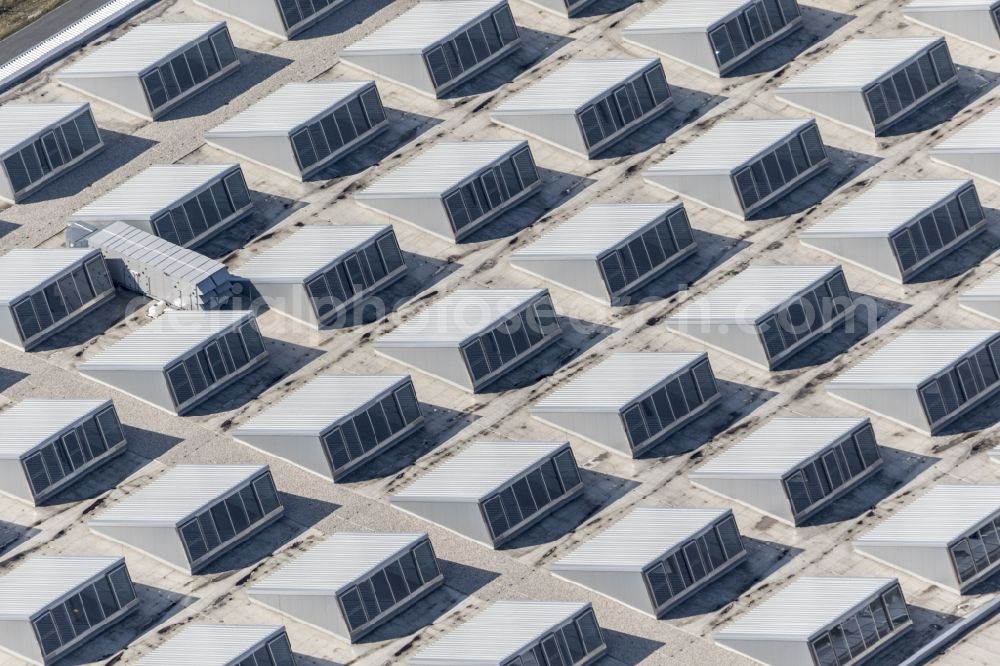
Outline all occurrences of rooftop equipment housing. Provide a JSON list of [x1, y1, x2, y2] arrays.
[[408, 600, 607, 666], [66, 164, 254, 249], [800, 180, 986, 284], [490, 59, 673, 159], [248, 532, 443, 643], [339, 0, 521, 98], [960, 272, 1000, 322], [390, 440, 584, 548], [510, 203, 697, 305], [233, 374, 423, 482], [135, 624, 296, 666], [234, 225, 406, 328], [776, 37, 958, 136], [690, 417, 883, 526], [205, 82, 388, 181], [0, 555, 139, 666], [0, 248, 115, 351], [714, 577, 912, 666], [374, 289, 561, 392], [644, 118, 830, 220], [90, 464, 283, 574], [79, 310, 268, 415], [666, 264, 856, 370], [531, 352, 721, 458], [854, 484, 1000, 594], [622, 0, 804, 77], [930, 107, 1000, 185], [57, 22, 240, 121], [827, 329, 1000, 435], [195, 0, 351, 39], [551, 507, 747, 617], [0, 103, 103, 203], [356, 141, 541, 242], [904, 0, 1000, 53]]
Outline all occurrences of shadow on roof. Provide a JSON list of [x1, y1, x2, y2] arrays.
[[0, 366, 28, 393], [0, 520, 38, 558], [877, 604, 962, 665], [33, 291, 148, 354], [906, 214, 1000, 284], [200, 191, 308, 260], [880, 63, 1000, 139], [599, 627, 665, 666]]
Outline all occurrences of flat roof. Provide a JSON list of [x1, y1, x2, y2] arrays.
[[59, 22, 226, 77], [493, 59, 656, 114], [0, 556, 124, 619], [340, 0, 506, 55], [135, 625, 285, 666], [931, 107, 1000, 153], [624, 0, 763, 33], [234, 225, 390, 284], [0, 248, 99, 304], [778, 37, 942, 92], [0, 399, 112, 459], [855, 485, 1000, 547], [0, 103, 89, 155]]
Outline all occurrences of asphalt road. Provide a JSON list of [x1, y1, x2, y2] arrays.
[[0, 0, 116, 66]]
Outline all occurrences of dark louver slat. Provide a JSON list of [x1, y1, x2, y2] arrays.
[[715, 517, 744, 559], [553, 450, 581, 489], [33, 613, 63, 656], [267, 634, 295, 666], [108, 566, 136, 606], [413, 541, 440, 581], [253, 473, 282, 515], [340, 587, 368, 630], [576, 610, 604, 654]]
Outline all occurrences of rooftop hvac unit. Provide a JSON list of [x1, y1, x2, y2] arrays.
[[0, 248, 115, 351], [0, 556, 139, 666], [827, 329, 1000, 435], [690, 417, 883, 526], [79, 310, 268, 415], [930, 107, 1000, 185], [491, 59, 673, 159], [777, 37, 958, 136], [90, 464, 283, 574], [800, 180, 986, 284], [135, 624, 296, 666], [205, 82, 388, 181], [644, 118, 830, 220], [854, 484, 1000, 594], [0, 103, 103, 203], [623, 0, 804, 77], [67, 164, 254, 249], [714, 577, 912, 666], [391, 440, 584, 548], [375, 289, 561, 392], [339, 0, 521, 98], [233, 374, 423, 481], [551, 507, 747, 617], [666, 265, 856, 370], [531, 352, 721, 458], [905, 0, 1000, 53], [510, 203, 696, 305], [357, 141, 542, 242], [234, 225, 406, 328], [195, 0, 353, 39], [408, 601, 607, 666], [960, 271, 1000, 322], [57, 22, 240, 121], [0, 399, 126, 506], [248, 532, 443, 643]]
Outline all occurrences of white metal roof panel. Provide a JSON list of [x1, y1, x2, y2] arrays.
[[932, 107, 1000, 153], [59, 22, 226, 77], [778, 38, 941, 91], [341, 0, 506, 54], [206, 82, 371, 137], [906, 0, 998, 9], [961, 272, 1000, 302], [0, 103, 89, 155], [135, 625, 285, 666], [0, 248, 98, 304], [512, 204, 679, 259], [624, 0, 761, 33], [855, 485, 1000, 547], [494, 60, 655, 114], [0, 399, 111, 459], [234, 225, 389, 283], [0, 556, 123, 618]]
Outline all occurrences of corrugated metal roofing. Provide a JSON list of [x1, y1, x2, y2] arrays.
[[961, 272, 1000, 301], [827, 329, 998, 388], [551, 507, 729, 572], [89, 464, 267, 526], [512, 204, 678, 259], [392, 441, 565, 501], [493, 60, 656, 114], [690, 417, 867, 480], [375, 289, 545, 346], [855, 485, 1000, 547], [79, 310, 254, 371], [778, 38, 940, 91], [644, 118, 812, 174], [532, 352, 703, 413], [0, 399, 111, 458], [408, 601, 588, 665], [906, 0, 998, 9], [715, 577, 895, 641], [357, 141, 525, 197], [205, 82, 371, 137], [667, 265, 840, 324], [235, 225, 389, 283], [135, 625, 284, 666], [340, 0, 505, 54], [801, 180, 969, 237], [0, 103, 89, 155], [0, 556, 123, 618], [931, 107, 1000, 152], [249, 532, 425, 595], [59, 22, 226, 76], [624, 0, 761, 32], [0, 248, 99, 304]]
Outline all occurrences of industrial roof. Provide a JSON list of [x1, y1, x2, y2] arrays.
[[234, 225, 390, 283], [551, 507, 731, 572], [0, 248, 99, 304], [408, 601, 590, 666], [357, 141, 526, 197], [855, 485, 1000, 547], [0, 399, 111, 459], [391, 441, 566, 502], [0, 556, 124, 619], [906, 0, 999, 9], [961, 272, 1000, 304], [340, 0, 506, 55], [134, 625, 286, 666], [205, 82, 372, 137], [623, 0, 764, 33], [779, 38, 942, 92], [690, 417, 868, 480], [376, 289, 546, 347], [667, 265, 841, 325], [89, 464, 268, 527], [715, 577, 897, 641], [827, 329, 998, 388], [931, 107, 1000, 153], [800, 180, 971, 238], [249, 532, 427, 595], [0, 102, 89, 155], [493, 59, 657, 114], [532, 352, 704, 413]]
